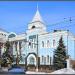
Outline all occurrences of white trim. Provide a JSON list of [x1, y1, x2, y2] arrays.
[[8, 32, 17, 37], [27, 54, 36, 66]]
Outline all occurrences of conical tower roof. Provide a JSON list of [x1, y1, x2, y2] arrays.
[[31, 5, 43, 23], [27, 4, 46, 33]]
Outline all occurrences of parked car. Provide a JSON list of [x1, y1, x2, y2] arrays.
[[8, 64, 26, 74]]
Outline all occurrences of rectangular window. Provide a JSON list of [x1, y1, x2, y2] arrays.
[[33, 38, 36, 48], [29, 35, 36, 39], [44, 57, 46, 65], [50, 57, 52, 65], [42, 56, 44, 63], [29, 39, 33, 48], [42, 41, 44, 47], [47, 55, 49, 63]]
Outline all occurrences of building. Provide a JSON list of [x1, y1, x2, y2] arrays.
[[0, 7, 75, 70]]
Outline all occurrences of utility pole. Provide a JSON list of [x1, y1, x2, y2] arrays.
[[74, 38, 75, 59], [36, 34, 38, 72], [67, 30, 69, 57]]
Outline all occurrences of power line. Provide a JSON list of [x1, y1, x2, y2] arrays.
[[15, 16, 75, 34], [46, 17, 75, 27], [45, 18, 75, 31]]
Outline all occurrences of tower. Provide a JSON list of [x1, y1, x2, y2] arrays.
[[26, 5, 46, 35]]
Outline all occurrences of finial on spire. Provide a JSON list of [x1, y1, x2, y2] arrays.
[[37, 3, 38, 11]]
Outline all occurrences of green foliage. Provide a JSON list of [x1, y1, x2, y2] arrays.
[[5, 41, 10, 52], [1, 41, 13, 67], [53, 36, 67, 70]]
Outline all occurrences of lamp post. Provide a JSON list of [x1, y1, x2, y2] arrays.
[[36, 34, 38, 72]]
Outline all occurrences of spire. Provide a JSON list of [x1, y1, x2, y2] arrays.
[[31, 4, 43, 23], [37, 3, 38, 11]]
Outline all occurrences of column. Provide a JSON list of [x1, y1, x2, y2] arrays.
[[66, 58, 71, 69], [17, 41, 19, 55], [13, 42, 16, 55], [15, 41, 19, 65]]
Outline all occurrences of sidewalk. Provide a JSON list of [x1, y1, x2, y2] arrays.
[[26, 71, 51, 74]]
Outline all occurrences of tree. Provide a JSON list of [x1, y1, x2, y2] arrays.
[[53, 36, 67, 70], [0, 42, 3, 67], [1, 41, 13, 67]]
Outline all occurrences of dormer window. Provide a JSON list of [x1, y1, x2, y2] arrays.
[[32, 26, 35, 29]]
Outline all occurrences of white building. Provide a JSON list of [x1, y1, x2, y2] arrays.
[[0, 8, 75, 69]]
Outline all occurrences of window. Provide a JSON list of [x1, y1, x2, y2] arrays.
[[29, 39, 32, 48], [42, 41, 44, 47], [53, 40, 55, 47], [29, 35, 36, 49], [33, 39, 36, 48], [47, 40, 50, 47], [31, 39, 33, 48], [47, 55, 49, 63], [4, 34, 6, 36], [44, 57, 46, 65], [50, 57, 52, 65], [42, 56, 44, 63], [8, 34, 16, 38], [32, 26, 35, 29]]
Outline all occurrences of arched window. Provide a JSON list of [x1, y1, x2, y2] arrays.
[[8, 34, 16, 38], [53, 39, 55, 47], [42, 41, 44, 47], [47, 40, 50, 47]]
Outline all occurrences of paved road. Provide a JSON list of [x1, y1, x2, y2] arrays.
[[0, 72, 25, 75]]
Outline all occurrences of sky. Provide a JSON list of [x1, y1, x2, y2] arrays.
[[0, 1, 75, 34]]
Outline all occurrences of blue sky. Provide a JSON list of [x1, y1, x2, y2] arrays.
[[0, 1, 75, 34]]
